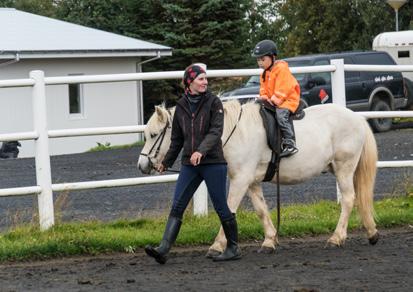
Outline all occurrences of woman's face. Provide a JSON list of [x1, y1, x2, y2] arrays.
[[189, 73, 208, 94], [257, 55, 272, 70]]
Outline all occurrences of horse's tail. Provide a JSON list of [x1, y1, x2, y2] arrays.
[[353, 121, 378, 238]]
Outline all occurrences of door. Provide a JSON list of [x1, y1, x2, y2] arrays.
[[306, 59, 332, 106]]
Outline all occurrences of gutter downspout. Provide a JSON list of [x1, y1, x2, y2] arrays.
[[136, 51, 161, 140], [0, 53, 20, 68]]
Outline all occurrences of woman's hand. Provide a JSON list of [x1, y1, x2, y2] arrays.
[[190, 152, 203, 166], [155, 163, 166, 173]]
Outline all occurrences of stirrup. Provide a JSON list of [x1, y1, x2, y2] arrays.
[[279, 146, 298, 158]]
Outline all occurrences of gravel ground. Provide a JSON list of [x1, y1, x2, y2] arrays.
[[0, 127, 411, 230], [0, 227, 411, 291]]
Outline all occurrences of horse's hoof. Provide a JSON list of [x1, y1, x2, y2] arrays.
[[205, 249, 221, 258], [325, 239, 343, 249], [257, 246, 275, 254], [368, 232, 379, 245]]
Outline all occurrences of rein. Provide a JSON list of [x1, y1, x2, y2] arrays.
[[223, 105, 243, 148]]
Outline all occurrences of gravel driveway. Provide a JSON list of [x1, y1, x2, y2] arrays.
[[0, 127, 412, 231]]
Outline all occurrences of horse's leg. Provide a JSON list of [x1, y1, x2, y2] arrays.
[[328, 167, 356, 247], [207, 176, 250, 257], [247, 182, 278, 253]]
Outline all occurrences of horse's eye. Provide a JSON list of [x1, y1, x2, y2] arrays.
[[150, 133, 157, 139]]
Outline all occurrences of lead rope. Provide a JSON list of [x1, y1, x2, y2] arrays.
[[223, 106, 243, 148], [276, 120, 282, 235]]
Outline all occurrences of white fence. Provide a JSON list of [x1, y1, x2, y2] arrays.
[[0, 61, 412, 230]]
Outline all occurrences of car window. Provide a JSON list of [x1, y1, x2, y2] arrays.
[[342, 57, 360, 79], [352, 53, 395, 65], [245, 75, 260, 87], [286, 59, 312, 82], [310, 59, 331, 83]]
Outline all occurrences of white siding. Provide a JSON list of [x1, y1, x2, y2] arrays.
[[0, 58, 140, 157]]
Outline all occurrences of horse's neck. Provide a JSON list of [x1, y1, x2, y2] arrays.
[[222, 102, 262, 144]]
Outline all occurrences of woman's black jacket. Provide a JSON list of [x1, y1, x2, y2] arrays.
[[162, 91, 226, 167]]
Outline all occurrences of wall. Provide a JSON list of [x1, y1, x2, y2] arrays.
[[0, 57, 140, 157]]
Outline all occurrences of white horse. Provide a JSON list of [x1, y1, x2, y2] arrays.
[[137, 101, 379, 255]]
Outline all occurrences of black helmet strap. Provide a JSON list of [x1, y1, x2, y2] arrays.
[[261, 55, 275, 82]]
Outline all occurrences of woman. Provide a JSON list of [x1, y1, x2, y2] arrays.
[[144, 63, 241, 264]]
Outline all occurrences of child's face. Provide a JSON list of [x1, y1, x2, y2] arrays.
[[256, 56, 273, 70]]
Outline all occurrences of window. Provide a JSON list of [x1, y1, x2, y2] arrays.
[[353, 53, 394, 65], [343, 57, 360, 79], [287, 59, 312, 82], [68, 74, 84, 116], [398, 50, 410, 58], [310, 59, 331, 83]]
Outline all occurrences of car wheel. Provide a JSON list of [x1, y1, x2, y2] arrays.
[[369, 99, 392, 132]]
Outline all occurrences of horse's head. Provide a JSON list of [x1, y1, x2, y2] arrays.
[[137, 105, 173, 174]]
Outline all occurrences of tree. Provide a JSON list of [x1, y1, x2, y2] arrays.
[[273, 0, 413, 57], [53, 0, 251, 119], [0, 0, 57, 16]]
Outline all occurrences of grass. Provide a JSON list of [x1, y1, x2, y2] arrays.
[[88, 141, 144, 152], [393, 117, 413, 124], [0, 196, 411, 262]]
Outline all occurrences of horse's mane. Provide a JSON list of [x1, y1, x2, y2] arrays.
[[222, 100, 261, 138]]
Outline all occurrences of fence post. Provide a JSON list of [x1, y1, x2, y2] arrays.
[[193, 181, 208, 216], [30, 70, 54, 230], [330, 59, 346, 106], [330, 59, 346, 203]]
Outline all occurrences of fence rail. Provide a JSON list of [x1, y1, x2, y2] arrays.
[[0, 61, 412, 230]]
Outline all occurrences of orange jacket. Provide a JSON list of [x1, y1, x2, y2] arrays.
[[259, 60, 300, 113]]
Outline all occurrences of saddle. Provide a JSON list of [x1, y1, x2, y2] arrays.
[[257, 100, 306, 181]]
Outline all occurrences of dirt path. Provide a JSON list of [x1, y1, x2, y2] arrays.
[[0, 227, 411, 292]]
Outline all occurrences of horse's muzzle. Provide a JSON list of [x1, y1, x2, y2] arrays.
[[137, 156, 153, 174]]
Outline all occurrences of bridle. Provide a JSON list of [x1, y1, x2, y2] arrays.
[[140, 120, 171, 161], [140, 110, 179, 173]]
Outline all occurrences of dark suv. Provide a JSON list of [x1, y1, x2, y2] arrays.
[[220, 51, 408, 132]]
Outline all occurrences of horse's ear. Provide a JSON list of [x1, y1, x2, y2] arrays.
[[155, 106, 166, 122]]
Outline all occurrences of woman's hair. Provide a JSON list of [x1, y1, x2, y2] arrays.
[[183, 63, 206, 89]]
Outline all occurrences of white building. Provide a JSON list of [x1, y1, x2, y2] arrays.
[[0, 8, 172, 157]]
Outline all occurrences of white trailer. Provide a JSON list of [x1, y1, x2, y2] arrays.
[[373, 30, 413, 78], [373, 30, 413, 109]]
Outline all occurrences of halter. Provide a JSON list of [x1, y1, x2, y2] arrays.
[[140, 120, 171, 160], [223, 105, 243, 148], [140, 109, 180, 173], [140, 107, 172, 168]]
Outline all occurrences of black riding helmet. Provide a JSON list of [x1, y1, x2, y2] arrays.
[[251, 40, 278, 58]]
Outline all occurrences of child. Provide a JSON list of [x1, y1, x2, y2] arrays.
[[252, 40, 300, 157]]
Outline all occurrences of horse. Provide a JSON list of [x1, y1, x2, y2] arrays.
[[137, 100, 379, 255]]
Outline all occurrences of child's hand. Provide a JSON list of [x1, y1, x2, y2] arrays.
[[271, 95, 282, 106], [258, 95, 268, 100]]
